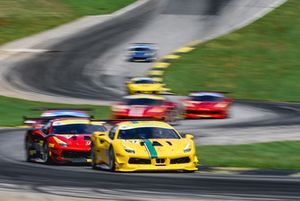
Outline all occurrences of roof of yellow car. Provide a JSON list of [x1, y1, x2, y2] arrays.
[[117, 121, 173, 129], [124, 94, 165, 100]]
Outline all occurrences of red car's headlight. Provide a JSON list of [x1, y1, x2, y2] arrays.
[[183, 101, 195, 107], [112, 105, 129, 112], [215, 103, 228, 108], [148, 108, 164, 113]]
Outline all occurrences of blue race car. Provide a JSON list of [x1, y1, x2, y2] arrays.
[[128, 43, 157, 62]]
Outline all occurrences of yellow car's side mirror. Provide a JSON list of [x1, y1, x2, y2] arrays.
[[93, 131, 107, 137], [94, 132, 111, 144], [184, 134, 194, 140]]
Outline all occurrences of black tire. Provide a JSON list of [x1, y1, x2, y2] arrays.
[[40, 142, 52, 164], [91, 144, 98, 170], [108, 147, 116, 171], [25, 136, 34, 162]]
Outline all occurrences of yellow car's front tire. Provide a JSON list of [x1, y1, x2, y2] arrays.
[[108, 147, 116, 172], [91, 144, 98, 170]]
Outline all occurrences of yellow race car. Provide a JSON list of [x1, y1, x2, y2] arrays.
[[126, 77, 163, 94], [91, 121, 198, 172]]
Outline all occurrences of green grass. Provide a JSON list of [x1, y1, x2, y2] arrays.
[[0, 96, 110, 127], [197, 141, 300, 170], [165, 0, 300, 102], [0, 0, 135, 45]]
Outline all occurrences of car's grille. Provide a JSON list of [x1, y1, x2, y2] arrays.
[[170, 157, 190, 164], [156, 158, 165, 164], [84, 136, 91, 140], [128, 158, 151, 164], [62, 150, 90, 159], [186, 110, 222, 115]]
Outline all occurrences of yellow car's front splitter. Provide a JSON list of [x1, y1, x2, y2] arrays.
[[115, 155, 198, 172], [116, 162, 198, 172]]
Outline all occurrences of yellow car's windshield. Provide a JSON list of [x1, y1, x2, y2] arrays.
[[134, 79, 155, 84], [118, 127, 180, 139]]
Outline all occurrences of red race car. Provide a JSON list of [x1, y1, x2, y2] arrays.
[[183, 92, 232, 119], [111, 94, 178, 122], [24, 118, 106, 164]]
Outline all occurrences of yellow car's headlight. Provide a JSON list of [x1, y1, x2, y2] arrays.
[[183, 142, 192, 153], [124, 148, 135, 154], [122, 143, 135, 154]]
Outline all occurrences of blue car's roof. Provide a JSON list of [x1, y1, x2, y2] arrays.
[[130, 44, 155, 49], [41, 110, 90, 118]]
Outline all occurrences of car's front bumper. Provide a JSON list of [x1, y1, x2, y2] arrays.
[[115, 154, 198, 172], [184, 109, 227, 119], [49, 148, 91, 163], [129, 57, 154, 62]]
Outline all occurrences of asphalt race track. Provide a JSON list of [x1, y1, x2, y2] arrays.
[[1, 0, 300, 200], [0, 109, 300, 201]]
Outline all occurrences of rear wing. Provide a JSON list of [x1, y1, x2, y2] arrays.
[[30, 108, 93, 111], [190, 91, 231, 94], [90, 118, 159, 126], [23, 116, 54, 126], [23, 116, 162, 127], [131, 43, 155, 45], [23, 116, 93, 126]]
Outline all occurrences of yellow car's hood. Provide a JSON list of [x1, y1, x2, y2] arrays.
[[117, 138, 194, 157]]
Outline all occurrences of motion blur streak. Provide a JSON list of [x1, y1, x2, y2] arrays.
[[2, 0, 282, 102]]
